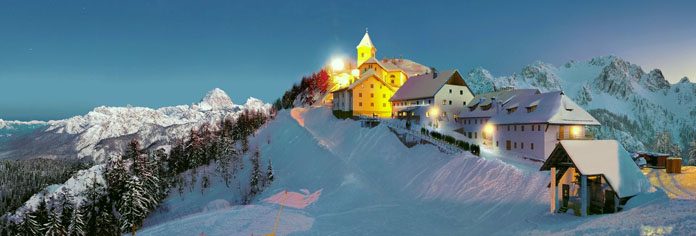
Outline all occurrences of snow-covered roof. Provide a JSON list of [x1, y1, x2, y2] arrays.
[[357, 31, 375, 48], [390, 70, 470, 101], [458, 89, 539, 118], [361, 57, 403, 72], [541, 140, 650, 198], [488, 91, 600, 125]]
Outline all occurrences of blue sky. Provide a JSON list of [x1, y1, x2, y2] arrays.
[[1, 0, 695, 120]]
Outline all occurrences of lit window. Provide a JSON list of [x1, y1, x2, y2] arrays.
[[442, 100, 447, 105]]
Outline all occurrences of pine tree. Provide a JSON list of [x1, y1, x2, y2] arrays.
[[106, 158, 128, 200], [17, 212, 40, 236], [688, 141, 696, 166], [249, 148, 262, 197], [43, 208, 67, 236], [117, 176, 151, 235], [265, 159, 274, 187], [67, 204, 85, 236]]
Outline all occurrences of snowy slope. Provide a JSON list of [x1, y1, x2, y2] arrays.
[[0, 88, 272, 163], [463, 56, 696, 158], [137, 108, 695, 236]]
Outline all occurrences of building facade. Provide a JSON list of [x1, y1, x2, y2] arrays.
[[390, 70, 474, 126], [332, 30, 410, 118], [458, 90, 601, 161]]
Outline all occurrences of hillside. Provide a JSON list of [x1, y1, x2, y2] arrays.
[[136, 108, 695, 235], [464, 56, 696, 161]]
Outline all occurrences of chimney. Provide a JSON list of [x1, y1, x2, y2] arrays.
[[433, 71, 438, 78]]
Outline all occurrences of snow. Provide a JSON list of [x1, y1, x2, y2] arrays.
[[554, 140, 651, 198], [137, 107, 696, 235], [6, 165, 106, 222], [263, 189, 322, 209], [3, 88, 272, 162]]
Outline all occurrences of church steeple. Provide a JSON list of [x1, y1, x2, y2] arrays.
[[356, 29, 377, 66]]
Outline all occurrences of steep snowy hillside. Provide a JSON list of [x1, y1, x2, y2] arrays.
[[136, 108, 694, 235], [463, 56, 696, 159], [0, 88, 271, 163]]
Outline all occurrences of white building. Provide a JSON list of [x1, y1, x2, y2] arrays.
[[458, 90, 601, 161], [390, 70, 474, 127], [456, 89, 539, 140]]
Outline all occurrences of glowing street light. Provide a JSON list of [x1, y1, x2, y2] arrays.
[[484, 123, 495, 134], [351, 69, 360, 77], [331, 58, 345, 72]]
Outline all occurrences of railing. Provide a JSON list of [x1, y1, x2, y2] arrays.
[[380, 119, 463, 155]]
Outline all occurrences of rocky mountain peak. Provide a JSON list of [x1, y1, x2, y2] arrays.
[[198, 88, 235, 110]]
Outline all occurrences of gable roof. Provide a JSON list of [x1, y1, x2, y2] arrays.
[[347, 70, 395, 92], [357, 32, 375, 48], [459, 89, 540, 118], [390, 70, 470, 101], [488, 91, 600, 125], [540, 140, 650, 198], [361, 57, 403, 72]]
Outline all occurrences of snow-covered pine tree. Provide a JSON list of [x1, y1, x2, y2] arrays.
[[43, 208, 67, 236], [687, 141, 696, 166], [17, 212, 40, 236], [117, 176, 151, 235], [265, 159, 274, 187], [67, 203, 85, 236], [106, 158, 128, 200], [58, 189, 75, 230], [249, 148, 262, 196]]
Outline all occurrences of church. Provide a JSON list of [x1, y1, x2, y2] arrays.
[[331, 31, 412, 118]]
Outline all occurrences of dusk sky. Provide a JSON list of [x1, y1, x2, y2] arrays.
[[2, 0, 695, 120]]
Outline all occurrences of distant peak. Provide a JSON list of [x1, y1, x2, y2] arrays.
[[679, 77, 692, 84], [198, 88, 234, 110]]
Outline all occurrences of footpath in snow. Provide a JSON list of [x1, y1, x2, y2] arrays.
[[138, 107, 696, 236]]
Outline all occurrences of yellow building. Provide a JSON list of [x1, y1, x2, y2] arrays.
[[332, 30, 409, 118]]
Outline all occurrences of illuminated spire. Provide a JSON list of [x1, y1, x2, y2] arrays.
[[357, 29, 374, 49]]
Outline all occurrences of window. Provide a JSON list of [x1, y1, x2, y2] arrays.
[[382, 94, 386, 98], [449, 100, 452, 105], [370, 84, 374, 88], [514, 142, 517, 149], [449, 89, 452, 94], [429, 99, 432, 104], [361, 53, 364, 57], [460, 90, 463, 95], [507, 107, 518, 114], [531, 143, 534, 150], [537, 124, 541, 131], [370, 102, 374, 107], [496, 141, 499, 147], [474, 132, 478, 139], [514, 125, 517, 131], [359, 102, 363, 107], [391, 79, 394, 84], [383, 103, 386, 107], [521, 126, 525, 132], [442, 100, 447, 105], [371, 93, 374, 98], [521, 142, 524, 149], [359, 93, 362, 98], [507, 125, 510, 131], [527, 105, 537, 113], [463, 101, 466, 106]]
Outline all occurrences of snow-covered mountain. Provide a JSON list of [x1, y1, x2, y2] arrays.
[[464, 56, 696, 158], [0, 88, 272, 163]]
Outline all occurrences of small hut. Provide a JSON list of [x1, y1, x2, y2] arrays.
[[540, 140, 649, 216], [636, 152, 671, 169]]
